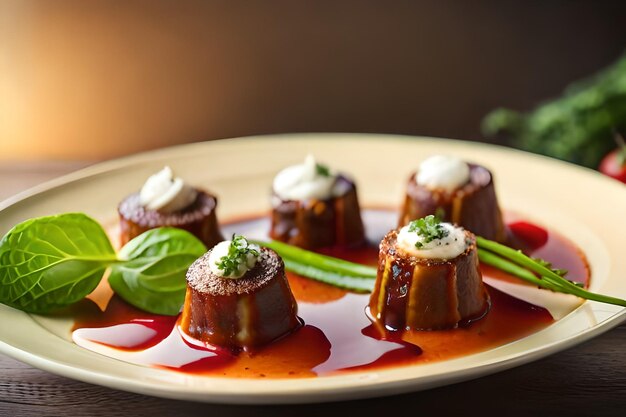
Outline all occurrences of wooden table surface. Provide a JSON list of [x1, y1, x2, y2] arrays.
[[0, 162, 624, 417]]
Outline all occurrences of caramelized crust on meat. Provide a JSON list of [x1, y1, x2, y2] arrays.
[[180, 248, 301, 351], [270, 176, 365, 249], [368, 229, 490, 331], [118, 190, 223, 248]]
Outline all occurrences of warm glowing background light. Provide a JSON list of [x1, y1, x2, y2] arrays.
[[1, 1, 624, 160]]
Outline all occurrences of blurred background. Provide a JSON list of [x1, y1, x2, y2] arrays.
[[1, 0, 626, 166]]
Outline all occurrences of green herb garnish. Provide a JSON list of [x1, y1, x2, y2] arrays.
[[407, 215, 449, 248], [482, 52, 626, 168], [476, 236, 626, 307], [257, 239, 376, 293], [3, 213, 625, 316], [258, 239, 377, 279], [0, 213, 116, 314], [257, 221, 626, 308], [531, 255, 581, 287], [0, 214, 206, 315], [532, 256, 568, 278], [315, 163, 331, 177], [217, 235, 260, 277]]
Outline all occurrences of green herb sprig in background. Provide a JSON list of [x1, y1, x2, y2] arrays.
[[482, 52, 626, 168]]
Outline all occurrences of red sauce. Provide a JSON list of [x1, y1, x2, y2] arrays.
[[72, 215, 589, 378]]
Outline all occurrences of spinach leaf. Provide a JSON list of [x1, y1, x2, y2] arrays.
[[0, 213, 116, 313], [108, 228, 206, 315]]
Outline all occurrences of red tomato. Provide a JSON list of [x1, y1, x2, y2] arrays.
[[599, 148, 626, 184]]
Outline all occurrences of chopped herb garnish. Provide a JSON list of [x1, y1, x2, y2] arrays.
[[408, 215, 449, 248], [315, 163, 331, 177], [217, 235, 260, 276]]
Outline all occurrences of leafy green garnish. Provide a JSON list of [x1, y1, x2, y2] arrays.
[[0, 214, 206, 315], [216, 235, 260, 277], [258, 221, 626, 307], [258, 239, 377, 278], [3, 212, 624, 318], [476, 236, 626, 307], [482, 52, 626, 167], [282, 258, 375, 292], [108, 228, 206, 315], [407, 215, 449, 248], [315, 163, 331, 177], [256, 239, 376, 293], [0, 213, 116, 313], [532, 256, 568, 277], [530, 256, 581, 287]]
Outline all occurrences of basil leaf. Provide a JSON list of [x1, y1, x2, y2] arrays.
[[0, 213, 116, 313], [108, 228, 206, 316]]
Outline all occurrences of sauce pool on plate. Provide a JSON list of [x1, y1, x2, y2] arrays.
[[72, 214, 589, 378]]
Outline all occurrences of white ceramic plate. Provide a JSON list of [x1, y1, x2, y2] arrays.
[[0, 134, 625, 404]]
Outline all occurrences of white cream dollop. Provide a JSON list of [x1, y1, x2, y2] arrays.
[[208, 239, 261, 279], [397, 222, 467, 259], [416, 155, 470, 193], [139, 166, 197, 213], [272, 155, 340, 201]]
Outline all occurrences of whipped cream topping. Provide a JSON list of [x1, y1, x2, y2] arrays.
[[397, 221, 467, 259], [139, 167, 197, 213], [273, 155, 340, 201], [416, 155, 470, 193], [208, 239, 261, 279]]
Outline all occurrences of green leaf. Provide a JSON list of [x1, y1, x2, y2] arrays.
[[108, 228, 206, 315], [0, 213, 116, 313]]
